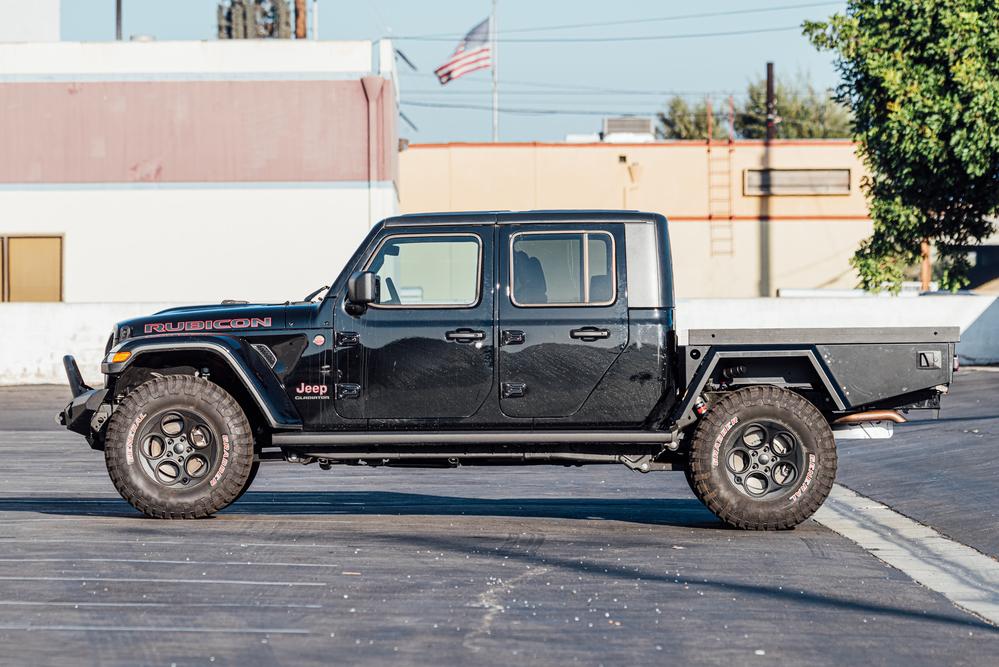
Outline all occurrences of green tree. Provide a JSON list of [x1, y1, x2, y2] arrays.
[[737, 74, 852, 139], [655, 97, 727, 140], [656, 77, 850, 141], [806, 0, 999, 291]]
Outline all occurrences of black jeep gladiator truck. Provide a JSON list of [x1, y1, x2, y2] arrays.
[[60, 210, 957, 529]]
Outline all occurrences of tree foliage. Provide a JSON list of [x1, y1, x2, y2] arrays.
[[806, 0, 999, 291], [656, 75, 851, 140], [737, 74, 851, 139], [656, 97, 727, 140]]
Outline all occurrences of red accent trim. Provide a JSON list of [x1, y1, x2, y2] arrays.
[[668, 215, 870, 222], [408, 140, 858, 149]]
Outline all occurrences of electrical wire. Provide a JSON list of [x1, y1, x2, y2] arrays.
[[401, 101, 832, 130], [395, 24, 802, 44], [391, 2, 842, 39]]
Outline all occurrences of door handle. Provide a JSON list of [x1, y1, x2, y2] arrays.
[[569, 327, 610, 341], [501, 329, 525, 346], [445, 328, 485, 343]]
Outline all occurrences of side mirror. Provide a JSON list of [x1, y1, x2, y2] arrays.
[[347, 271, 380, 307]]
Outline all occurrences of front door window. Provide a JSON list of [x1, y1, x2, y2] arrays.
[[367, 235, 481, 307]]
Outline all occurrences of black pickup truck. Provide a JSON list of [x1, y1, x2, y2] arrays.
[[60, 210, 957, 529]]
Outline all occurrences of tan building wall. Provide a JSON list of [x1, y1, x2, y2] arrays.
[[398, 140, 872, 298]]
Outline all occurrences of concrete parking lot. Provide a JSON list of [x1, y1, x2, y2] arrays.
[[0, 372, 996, 666]]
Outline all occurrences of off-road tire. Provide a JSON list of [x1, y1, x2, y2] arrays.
[[233, 461, 261, 503], [104, 375, 255, 519], [686, 385, 837, 530]]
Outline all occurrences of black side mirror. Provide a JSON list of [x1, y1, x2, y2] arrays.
[[347, 271, 380, 308]]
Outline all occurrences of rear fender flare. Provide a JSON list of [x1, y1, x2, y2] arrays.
[[103, 335, 302, 429], [673, 347, 846, 427]]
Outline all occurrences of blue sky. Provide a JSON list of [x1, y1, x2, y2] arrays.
[[61, 1, 845, 143]]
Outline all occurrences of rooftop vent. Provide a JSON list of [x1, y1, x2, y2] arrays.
[[601, 117, 655, 143]]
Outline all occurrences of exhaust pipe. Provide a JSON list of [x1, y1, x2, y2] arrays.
[[833, 410, 906, 425]]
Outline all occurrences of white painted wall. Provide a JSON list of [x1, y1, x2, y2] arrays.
[[0, 184, 397, 303], [676, 295, 999, 366], [0, 0, 59, 43], [3, 295, 996, 387], [0, 39, 380, 77], [0, 302, 184, 386]]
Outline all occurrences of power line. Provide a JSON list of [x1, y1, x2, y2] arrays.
[[400, 73, 743, 97], [391, 2, 842, 39], [401, 101, 830, 130], [404, 89, 750, 98], [396, 25, 802, 44], [401, 100, 654, 117]]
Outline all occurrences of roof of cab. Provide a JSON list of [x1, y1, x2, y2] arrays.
[[382, 210, 666, 227]]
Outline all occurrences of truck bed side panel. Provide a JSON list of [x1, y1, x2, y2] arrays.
[[817, 342, 953, 407]]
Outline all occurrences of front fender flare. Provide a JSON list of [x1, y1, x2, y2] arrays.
[[103, 335, 302, 430]]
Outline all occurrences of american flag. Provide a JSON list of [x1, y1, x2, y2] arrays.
[[434, 18, 492, 85]]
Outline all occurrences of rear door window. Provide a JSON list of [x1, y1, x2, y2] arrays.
[[510, 231, 615, 307]]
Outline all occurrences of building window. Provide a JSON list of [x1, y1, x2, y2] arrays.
[[366, 234, 481, 307], [511, 231, 616, 307], [2, 237, 63, 302], [744, 169, 851, 196]]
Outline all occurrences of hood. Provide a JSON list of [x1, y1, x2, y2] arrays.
[[114, 303, 291, 342]]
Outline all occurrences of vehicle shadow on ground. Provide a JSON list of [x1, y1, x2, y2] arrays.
[[2, 491, 722, 528]]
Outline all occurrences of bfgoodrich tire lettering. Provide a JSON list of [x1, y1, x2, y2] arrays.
[[104, 375, 254, 519], [686, 385, 837, 530]]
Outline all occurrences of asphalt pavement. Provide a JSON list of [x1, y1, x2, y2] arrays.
[[837, 368, 999, 559], [0, 375, 996, 666]]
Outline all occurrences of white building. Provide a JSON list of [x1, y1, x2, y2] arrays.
[[0, 0, 60, 42], [0, 39, 398, 303]]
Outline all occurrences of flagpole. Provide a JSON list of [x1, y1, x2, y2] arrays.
[[491, 0, 499, 142]]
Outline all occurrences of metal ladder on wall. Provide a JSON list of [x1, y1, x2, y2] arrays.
[[706, 138, 735, 256]]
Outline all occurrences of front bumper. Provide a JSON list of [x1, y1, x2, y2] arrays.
[[57, 355, 108, 442]]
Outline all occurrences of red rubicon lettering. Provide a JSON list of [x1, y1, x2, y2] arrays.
[[143, 317, 272, 334]]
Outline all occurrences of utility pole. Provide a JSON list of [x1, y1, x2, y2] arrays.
[[115, 0, 122, 40], [728, 95, 735, 141], [760, 61, 775, 297], [920, 239, 932, 291], [312, 0, 319, 39], [491, 0, 499, 142], [295, 0, 307, 39], [765, 61, 776, 141]]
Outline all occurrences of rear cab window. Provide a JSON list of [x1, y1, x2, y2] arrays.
[[510, 231, 615, 307]]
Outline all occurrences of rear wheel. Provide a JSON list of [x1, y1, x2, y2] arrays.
[[104, 375, 255, 519], [686, 386, 836, 530]]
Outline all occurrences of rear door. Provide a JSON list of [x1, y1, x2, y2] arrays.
[[497, 223, 628, 418]]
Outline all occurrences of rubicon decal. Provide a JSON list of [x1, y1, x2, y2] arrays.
[[144, 317, 271, 334], [294, 383, 330, 400]]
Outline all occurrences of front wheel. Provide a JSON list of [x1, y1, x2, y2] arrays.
[[104, 375, 256, 519], [686, 386, 837, 530]]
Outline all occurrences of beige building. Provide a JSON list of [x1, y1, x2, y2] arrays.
[[399, 139, 873, 298]]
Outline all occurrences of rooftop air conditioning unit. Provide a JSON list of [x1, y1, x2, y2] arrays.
[[601, 116, 655, 143]]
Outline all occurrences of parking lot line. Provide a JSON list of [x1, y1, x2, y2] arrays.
[[0, 575, 327, 587], [814, 484, 999, 626], [0, 624, 310, 635]]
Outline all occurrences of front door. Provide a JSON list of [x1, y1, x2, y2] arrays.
[[335, 226, 495, 421], [497, 224, 629, 418]]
